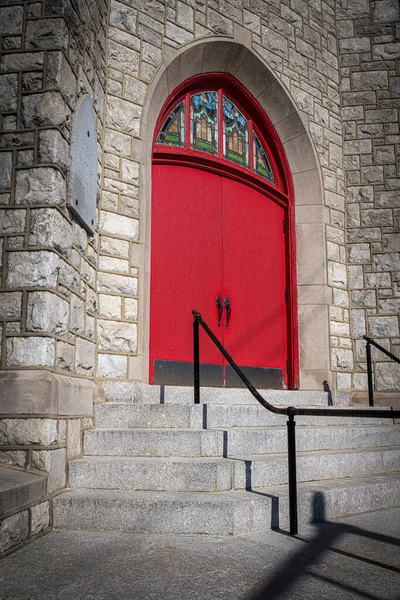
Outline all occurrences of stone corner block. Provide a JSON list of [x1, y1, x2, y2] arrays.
[[0, 371, 100, 416]]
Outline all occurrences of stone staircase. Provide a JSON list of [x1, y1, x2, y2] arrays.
[[53, 385, 400, 535]]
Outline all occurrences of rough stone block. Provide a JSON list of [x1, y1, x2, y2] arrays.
[[6, 251, 59, 289], [110, 1, 137, 33], [56, 341, 74, 371], [38, 130, 69, 173], [0, 6, 23, 36], [348, 244, 371, 264], [0, 418, 58, 445], [0, 511, 28, 553], [0, 450, 26, 468], [27, 291, 68, 335], [124, 298, 137, 320], [352, 290, 376, 307], [351, 309, 366, 337], [383, 234, 400, 252], [368, 316, 399, 337], [75, 337, 95, 376], [0, 73, 18, 112], [0, 292, 22, 319], [6, 337, 55, 368], [99, 294, 121, 318], [348, 265, 364, 289], [107, 96, 141, 135], [352, 71, 388, 91], [25, 18, 68, 50], [331, 347, 354, 371], [98, 272, 138, 295], [31, 448, 66, 493], [378, 299, 400, 314], [0, 152, 12, 190], [373, 253, 400, 272], [97, 354, 128, 378], [30, 501, 50, 535], [15, 168, 66, 206], [99, 211, 139, 240], [70, 294, 85, 334], [99, 256, 129, 273], [328, 262, 347, 288], [0, 209, 26, 235], [29, 208, 73, 255], [22, 92, 69, 128], [376, 363, 400, 391], [97, 319, 137, 353], [47, 51, 76, 106]]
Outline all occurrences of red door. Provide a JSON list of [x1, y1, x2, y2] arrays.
[[150, 164, 289, 388]]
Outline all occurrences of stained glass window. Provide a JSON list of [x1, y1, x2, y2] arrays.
[[190, 92, 218, 154], [254, 132, 275, 184], [223, 96, 248, 167], [156, 101, 185, 147]]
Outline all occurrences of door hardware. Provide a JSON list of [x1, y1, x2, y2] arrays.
[[224, 294, 232, 328], [216, 293, 223, 327]]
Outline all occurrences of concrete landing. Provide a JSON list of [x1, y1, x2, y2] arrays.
[[0, 507, 399, 599]]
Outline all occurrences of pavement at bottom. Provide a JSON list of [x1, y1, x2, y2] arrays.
[[0, 506, 399, 600]]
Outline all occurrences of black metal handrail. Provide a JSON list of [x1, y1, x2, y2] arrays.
[[192, 310, 400, 536], [364, 335, 400, 407]]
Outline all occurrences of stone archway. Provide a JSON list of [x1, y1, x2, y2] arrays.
[[135, 36, 331, 391]]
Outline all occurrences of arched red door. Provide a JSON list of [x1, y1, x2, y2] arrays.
[[150, 75, 298, 389]]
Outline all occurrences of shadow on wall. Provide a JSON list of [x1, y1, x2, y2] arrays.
[[248, 491, 400, 600]]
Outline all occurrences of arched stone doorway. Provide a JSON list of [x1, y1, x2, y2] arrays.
[[150, 74, 298, 389], [135, 37, 331, 391]]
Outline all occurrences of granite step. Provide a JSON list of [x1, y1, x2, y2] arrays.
[[95, 403, 394, 429], [132, 384, 347, 407], [84, 424, 400, 457], [68, 446, 400, 492], [53, 472, 400, 535]]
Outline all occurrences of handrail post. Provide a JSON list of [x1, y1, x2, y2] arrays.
[[193, 317, 200, 404], [366, 340, 374, 407], [287, 408, 298, 536]]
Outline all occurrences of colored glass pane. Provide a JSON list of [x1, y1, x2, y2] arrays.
[[223, 96, 248, 167], [190, 92, 218, 154], [156, 101, 185, 147], [254, 132, 275, 184]]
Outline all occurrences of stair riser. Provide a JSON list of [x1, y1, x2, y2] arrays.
[[69, 460, 234, 492], [53, 495, 268, 535], [239, 449, 400, 488], [206, 406, 392, 428], [95, 404, 203, 429], [69, 448, 400, 492], [53, 478, 400, 535], [278, 480, 400, 527], [228, 426, 400, 455], [84, 429, 224, 457], [95, 404, 392, 429], [133, 383, 347, 407], [84, 426, 400, 457]]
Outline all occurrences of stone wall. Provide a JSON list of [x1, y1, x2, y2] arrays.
[[0, 0, 108, 379], [338, 0, 400, 393], [100, 0, 351, 393], [0, 0, 107, 549]]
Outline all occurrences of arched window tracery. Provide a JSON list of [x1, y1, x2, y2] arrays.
[[155, 87, 276, 186]]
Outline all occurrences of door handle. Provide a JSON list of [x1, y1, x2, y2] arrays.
[[216, 293, 223, 327], [224, 294, 231, 328]]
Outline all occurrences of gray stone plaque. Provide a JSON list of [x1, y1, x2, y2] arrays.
[[68, 95, 98, 234]]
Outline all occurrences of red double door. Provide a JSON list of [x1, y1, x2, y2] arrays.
[[150, 164, 289, 388]]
